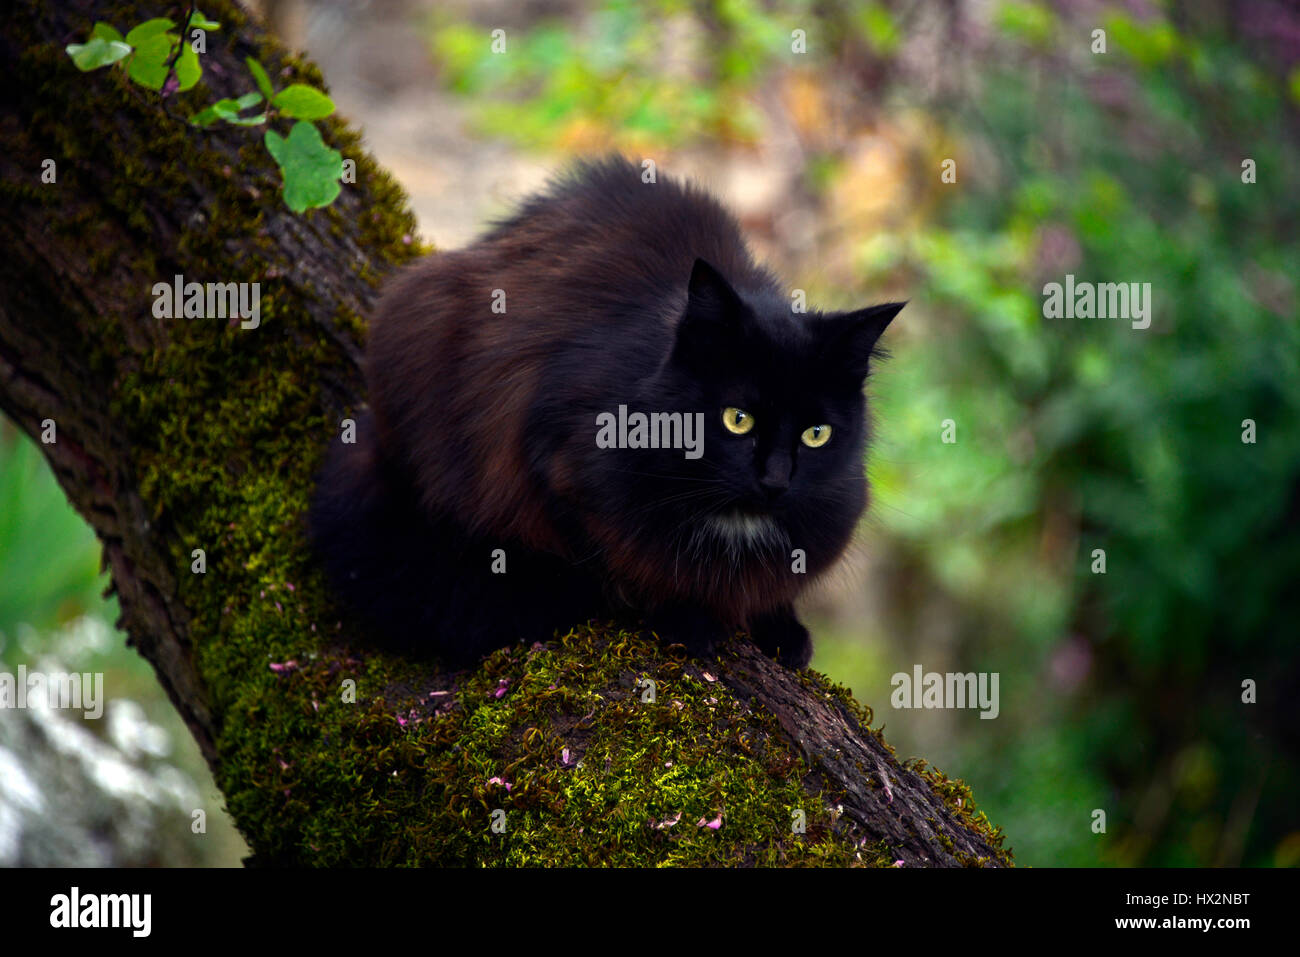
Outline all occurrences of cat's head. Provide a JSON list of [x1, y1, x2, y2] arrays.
[[643, 258, 903, 576]]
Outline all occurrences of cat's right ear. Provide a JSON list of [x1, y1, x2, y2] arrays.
[[819, 301, 906, 380], [675, 259, 747, 364]]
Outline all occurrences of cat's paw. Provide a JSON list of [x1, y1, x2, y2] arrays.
[[647, 605, 728, 660], [749, 608, 813, 670]]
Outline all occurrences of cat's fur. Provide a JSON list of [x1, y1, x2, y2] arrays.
[[309, 156, 902, 668]]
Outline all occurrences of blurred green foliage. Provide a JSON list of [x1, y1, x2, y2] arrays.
[[426, 0, 1300, 866], [881, 4, 1300, 868], [0, 423, 247, 866], [428, 0, 818, 147], [0, 421, 112, 634]]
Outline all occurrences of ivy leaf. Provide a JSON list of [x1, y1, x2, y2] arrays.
[[127, 33, 176, 90], [246, 57, 275, 100], [264, 121, 343, 213], [91, 22, 125, 43], [67, 36, 132, 71], [271, 84, 335, 120], [176, 41, 202, 91], [124, 18, 174, 46]]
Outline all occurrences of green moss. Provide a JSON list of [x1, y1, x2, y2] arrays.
[[214, 623, 923, 866], [907, 758, 1013, 865]]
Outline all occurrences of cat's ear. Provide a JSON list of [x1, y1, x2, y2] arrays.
[[674, 259, 748, 363], [686, 258, 744, 315], [819, 302, 906, 379]]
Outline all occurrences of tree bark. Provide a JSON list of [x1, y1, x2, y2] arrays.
[[0, 0, 1010, 866]]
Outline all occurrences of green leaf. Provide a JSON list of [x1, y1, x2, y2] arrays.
[[271, 84, 335, 120], [176, 41, 202, 91], [189, 103, 223, 127], [246, 56, 275, 100], [91, 22, 125, 43], [67, 36, 132, 71], [126, 33, 175, 90], [190, 92, 265, 128], [189, 10, 221, 30], [190, 98, 242, 127], [264, 121, 343, 213], [124, 18, 174, 46]]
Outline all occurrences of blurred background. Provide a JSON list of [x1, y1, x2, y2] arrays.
[[3, 0, 1297, 866]]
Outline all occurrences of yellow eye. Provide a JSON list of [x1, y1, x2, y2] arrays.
[[801, 424, 832, 448], [722, 407, 755, 435]]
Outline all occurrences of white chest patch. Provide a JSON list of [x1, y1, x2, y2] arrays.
[[704, 511, 785, 549]]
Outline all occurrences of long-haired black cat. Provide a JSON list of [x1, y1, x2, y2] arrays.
[[309, 155, 902, 668]]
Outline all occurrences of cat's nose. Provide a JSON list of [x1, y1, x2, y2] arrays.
[[759, 476, 789, 501], [759, 453, 792, 500]]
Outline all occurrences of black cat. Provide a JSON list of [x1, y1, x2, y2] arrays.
[[309, 155, 902, 668]]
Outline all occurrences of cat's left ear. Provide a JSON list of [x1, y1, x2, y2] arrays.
[[819, 302, 906, 379], [673, 259, 750, 368]]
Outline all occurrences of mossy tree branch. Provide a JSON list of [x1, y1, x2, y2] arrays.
[[0, 0, 1011, 866]]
